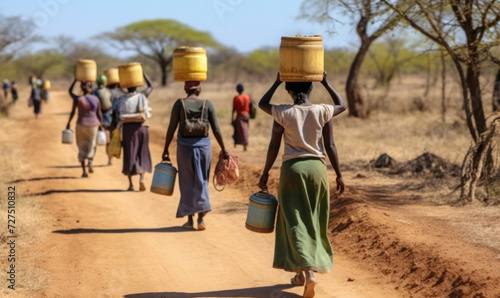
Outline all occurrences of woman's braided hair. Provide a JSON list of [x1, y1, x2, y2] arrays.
[[285, 82, 313, 105]]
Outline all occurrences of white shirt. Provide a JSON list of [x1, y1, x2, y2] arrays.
[[118, 92, 152, 120], [272, 103, 334, 162]]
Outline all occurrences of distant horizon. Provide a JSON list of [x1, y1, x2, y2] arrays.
[[0, 0, 359, 56]]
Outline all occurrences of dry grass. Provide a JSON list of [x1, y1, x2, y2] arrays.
[[0, 145, 47, 296], [146, 75, 477, 166]]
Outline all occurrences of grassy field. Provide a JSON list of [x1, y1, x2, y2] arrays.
[[0, 144, 47, 296], [146, 75, 485, 165]]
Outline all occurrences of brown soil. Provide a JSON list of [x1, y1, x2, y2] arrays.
[[2, 90, 500, 298]]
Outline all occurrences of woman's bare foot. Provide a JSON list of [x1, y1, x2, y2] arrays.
[[197, 212, 206, 230], [303, 270, 316, 298], [182, 215, 194, 229]]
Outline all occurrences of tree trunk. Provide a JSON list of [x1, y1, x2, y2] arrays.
[[441, 54, 446, 123], [346, 42, 372, 118], [161, 64, 168, 87], [466, 66, 487, 135]]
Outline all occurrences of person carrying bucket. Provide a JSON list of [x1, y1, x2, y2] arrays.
[[231, 83, 252, 151], [258, 72, 345, 297], [161, 81, 229, 231], [67, 79, 104, 177], [115, 67, 153, 191], [92, 74, 115, 165], [30, 80, 43, 118]]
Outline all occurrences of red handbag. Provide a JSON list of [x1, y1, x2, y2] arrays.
[[213, 150, 239, 191]]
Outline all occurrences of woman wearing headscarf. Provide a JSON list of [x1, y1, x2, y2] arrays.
[[116, 69, 153, 191], [67, 79, 104, 177], [231, 83, 252, 151], [258, 72, 346, 298], [161, 81, 229, 230]]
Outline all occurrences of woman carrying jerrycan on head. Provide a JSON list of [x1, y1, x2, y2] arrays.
[[161, 80, 229, 231], [67, 79, 104, 178], [258, 71, 346, 298], [115, 64, 154, 192]]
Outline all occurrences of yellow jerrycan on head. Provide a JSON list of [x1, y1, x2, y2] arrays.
[[76, 59, 97, 82], [279, 34, 324, 82], [104, 68, 120, 86], [173, 46, 207, 82], [118, 63, 144, 89]]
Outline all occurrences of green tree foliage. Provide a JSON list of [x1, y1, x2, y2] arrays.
[[99, 19, 222, 86], [240, 48, 279, 78], [15, 50, 65, 79], [364, 37, 418, 88], [324, 49, 355, 76]]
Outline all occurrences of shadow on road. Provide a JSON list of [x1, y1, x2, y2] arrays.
[[30, 189, 128, 196], [123, 284, 299, 298], [47, 165, 107, 169], [53, 226, 200, 234], [8, 176, 79, 183]]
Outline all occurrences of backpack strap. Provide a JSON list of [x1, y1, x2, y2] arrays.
[[181, 98, 206, 120]]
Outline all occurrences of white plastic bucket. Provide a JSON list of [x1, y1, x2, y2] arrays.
[[62, 129, 73, 144], [97, 131, 107, 146]]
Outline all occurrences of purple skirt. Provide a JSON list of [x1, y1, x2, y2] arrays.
[[121, 123, 152, 176], [233, 112, 249, 146]]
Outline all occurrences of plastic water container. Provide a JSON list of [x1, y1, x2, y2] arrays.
[[76, 59, 97, 82], [42, 80, 51, 91], [173, 47, 207, 82], [279, 35, 324, 82], [118, 63, 144, 89], [62, 129, 73, 144], [96, 131, 107, 146], [150, 161, 178, 196], [104, 68, 120, 86], [245, 190, 278, 233]]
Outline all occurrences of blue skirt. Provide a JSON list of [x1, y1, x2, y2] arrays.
[[176, 136, 212, 217]]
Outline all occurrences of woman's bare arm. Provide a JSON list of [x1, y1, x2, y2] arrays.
[[258, 121, 284, 190], [323, 119, 344, 195]]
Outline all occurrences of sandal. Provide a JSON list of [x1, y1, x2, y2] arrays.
[[139, 182, 146, 191], [303, 280, 317, 298], [291, 272, 305, 286]]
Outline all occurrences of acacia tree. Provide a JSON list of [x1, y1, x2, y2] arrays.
[[15, 50, 65, 79], [300, 0, 401, 118], [382, 0, 500, 202], [100, 19, 221, 86], [0, 15, 33, 63]]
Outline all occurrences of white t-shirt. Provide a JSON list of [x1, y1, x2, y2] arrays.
[[118, 92, 152, 119], [272, 103, 334, 162]]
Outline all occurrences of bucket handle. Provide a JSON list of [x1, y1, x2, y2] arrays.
[[258, 187, 269, 195]]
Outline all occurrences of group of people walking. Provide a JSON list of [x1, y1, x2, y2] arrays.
[[65, 67, 346, 297], [66, 69, 153, 190], [2, 79, 18, 103]]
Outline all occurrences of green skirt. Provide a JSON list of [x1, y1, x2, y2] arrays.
[[273, 157, 334, 273]]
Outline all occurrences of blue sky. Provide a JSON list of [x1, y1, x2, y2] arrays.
[[0, 0, 358, 55]]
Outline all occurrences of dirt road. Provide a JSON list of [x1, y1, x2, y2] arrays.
[[4, 90, 407, 298]]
